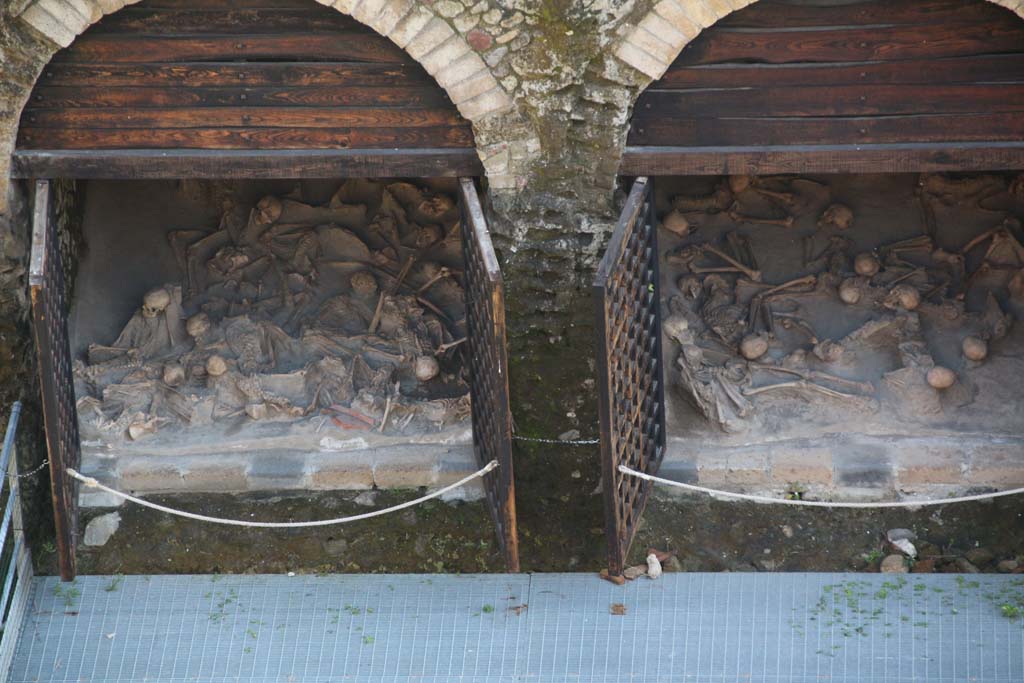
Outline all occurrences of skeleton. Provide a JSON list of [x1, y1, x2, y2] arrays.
[[88, 285, 187, 364]]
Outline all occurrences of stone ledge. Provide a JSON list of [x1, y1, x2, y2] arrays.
[[79, 442, 482, 508], [664, 433, 1024, 500]]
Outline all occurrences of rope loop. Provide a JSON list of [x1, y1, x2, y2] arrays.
[[67, 460, 497, 528], [619, 465, 1024, 509]]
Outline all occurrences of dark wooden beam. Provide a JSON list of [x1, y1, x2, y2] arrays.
[[11, 148, 483, 179], [619, 143, 1024, 176]]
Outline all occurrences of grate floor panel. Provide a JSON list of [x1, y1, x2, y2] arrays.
[[8, 572, 1024, 682]]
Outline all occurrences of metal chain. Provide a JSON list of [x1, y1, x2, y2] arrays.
[[513, 435, 599, 445], [14, 460, 49, 479]]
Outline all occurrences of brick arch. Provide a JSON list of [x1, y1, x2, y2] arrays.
[[614, 0, 1024, 81], [16, 0, 510, 122]]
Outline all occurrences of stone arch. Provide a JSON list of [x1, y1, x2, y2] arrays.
[[613, 0, 1024, 81]]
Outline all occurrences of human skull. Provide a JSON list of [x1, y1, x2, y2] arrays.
[[926, 366, 956, 389], [838, 277, 863, 305], [413, 355, 440, 382], [739, 334, 768, 360], [206, 355, 228, 377], [662, 314, 690, 345], [817, 204, 854, 231], [418, 195, 455, 220], [142, 287, 172, 318], [660, 210, 691, 238], [186, 313, 211, 340], [884, 284, 920, 311], [414, 224, 443, 248], [350, 271, 378, 298], [962, 335, 988, 362], [853, 252, 880, 277], [255, 196, 282, 225], [163, 363, 186, 387]]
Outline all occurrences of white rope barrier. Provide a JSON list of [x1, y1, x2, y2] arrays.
[[66, 460, 497, 528], [619, 464, 1024, 509]]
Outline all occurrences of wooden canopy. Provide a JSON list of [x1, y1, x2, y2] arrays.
[[12, 0, 481, 179], [621, 0, 1024, 176]]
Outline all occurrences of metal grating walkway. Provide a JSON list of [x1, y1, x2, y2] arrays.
[[7, 572, 1024, 682]]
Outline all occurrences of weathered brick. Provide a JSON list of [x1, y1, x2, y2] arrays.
[[967, 445, 1024, 487], [653, 0, 700, 38], [373, 457, 437, 489], [705, 0, 740, 21], [625, 27, 678, 65], [404, 17, 455, 61], [894, 447, 964, 485], [118, 460, 183, 493], [95, 0, 128, 15], [639, 12, 688, 48], [387, 6, 433, 49], [419, 36, 471, 78], [309, 462, 374, 490], [614, 41, 669, 79], [435, 51, 488, 89], [682, 0, 718, 28], [20, 3, 79, 47], [332, 0, 360, 15], [456, 86, 511, 120], [443, 68, 493, 105], [771, 450, 834, 486], [363, 0, 414, 37], [181, 458, 250, 492]]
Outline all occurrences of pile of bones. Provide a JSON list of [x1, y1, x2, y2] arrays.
[[74, 180, 473, 443], [659, 173, 1024, 434]]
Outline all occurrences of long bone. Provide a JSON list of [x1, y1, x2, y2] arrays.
[[748, 362, 875, 394], [417, 266, 454, 294], [728, 203, 794, 228], [743, 379, 864, 402], [699, 244, 762, 282], [746, 275, 818, 330], [726, 231, 758, 271]]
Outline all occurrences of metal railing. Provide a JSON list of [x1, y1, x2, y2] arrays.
[[0, 402, 33, 677]]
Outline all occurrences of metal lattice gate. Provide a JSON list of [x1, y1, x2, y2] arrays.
[[594, 177, 666, 577], [459, 178, 519, 572], [28, 180, 81, 581]]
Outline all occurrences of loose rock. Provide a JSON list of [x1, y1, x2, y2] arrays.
[[880, 554, 909, 573]]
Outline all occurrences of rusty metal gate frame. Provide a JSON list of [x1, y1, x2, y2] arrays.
[[594, 176, 666, 577], [459, 178, 519, 572], [28, 179, 81, 582]]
